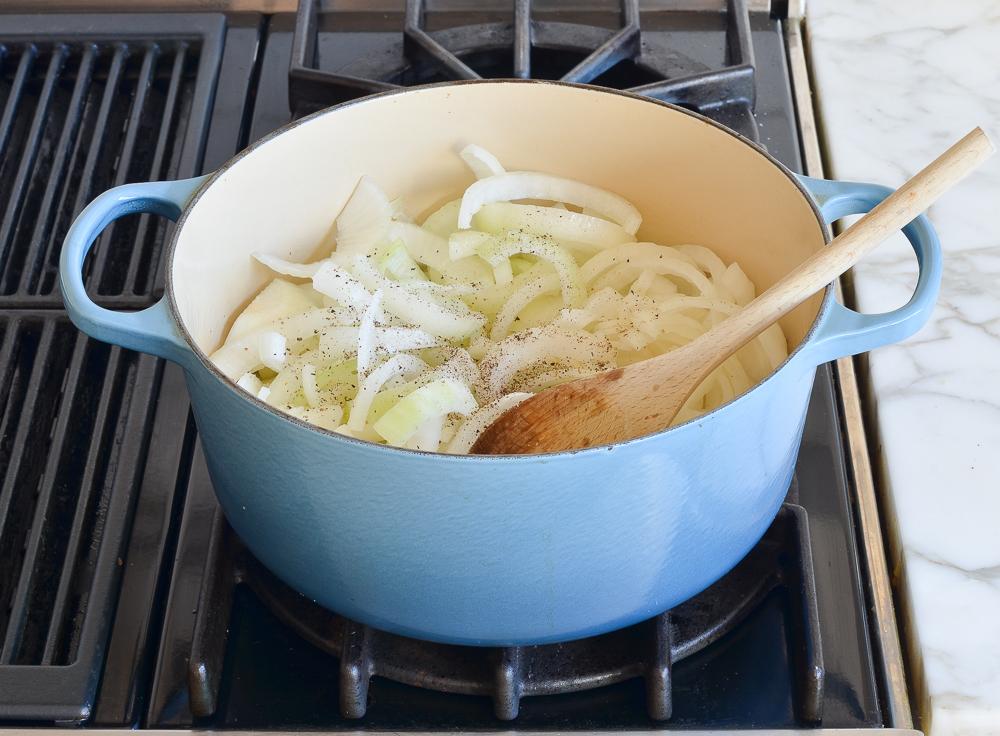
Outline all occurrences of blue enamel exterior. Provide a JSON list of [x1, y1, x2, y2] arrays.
[[59, 168, 941, 646]]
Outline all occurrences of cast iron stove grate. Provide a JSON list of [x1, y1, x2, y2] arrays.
[[185, 501, 824, 722], [0, 16, 223, 311], [288, 0, 759, 141], [0, 14, 227, 723]]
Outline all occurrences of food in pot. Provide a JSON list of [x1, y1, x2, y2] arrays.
[[209, 145, 787, 453]]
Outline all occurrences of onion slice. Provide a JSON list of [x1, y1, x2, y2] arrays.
[[445, 392, 531, 454], [301, 364, 320, 407], [254, 252, 326, 279], [356, 290, 384, 377], [472, 202, 634, 250], [352, 257, 485, 340], [349, 353, 429, 432], [460, 143, 506, 179], [334, 175, 393, 256], [580, 244, 716, 295], [236, 372, 263, 395], [458, 172, 642, 235], [491, 273, 561, 340], [312, 261, 373, 317], [373, 378, 478, 446], [478, 231, 583, 306], [479, 325, 615, 402], [258, 331, 287, 372]]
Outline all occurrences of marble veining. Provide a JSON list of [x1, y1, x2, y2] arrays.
[[808, 0, 1000, 733]]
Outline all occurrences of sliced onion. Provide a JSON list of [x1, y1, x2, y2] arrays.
[[472, 202, 634, 250], [352, 257, 485, 340], [319, 324, 440, 364], [426, 348, 480, 393], [460, 143, 506, 179], [380, 242, 428, 282], [555, 288, 624, 330], [334, 175, 393, 256], [226, 279, 318, 344], [356, 290, 384, 377], [512, 363, 610, 394], [377, 326, 440, 353], [675, 244, 727, 282], [758, 323, 788, 370], [449, 230, 492, 260], [720, 262, 756, 306], [287, 404, 344, 431], [404, 280, 476, 296], [263, 350, 316, 407], [389, 222, 493, 285], [467, 333, 491, 361], [491, 272, 561, 340], [312, 261, 373, 316], [580, 244, 715, 294], [420, 198, 461, 238], [209, 342, 263, 381], [405, 416, 445, 451], [491, 259, 514, 286], [349, 353, 429, 432], [479, 326, 615, 401], [254, 252, 326, 279], [478, 231, 583, 306], [236, 372, 263, 395], [373, 377, 478, 445], [258, 331, 286, 372], [446, 392, 531, 454], [459, 172, 642, 235], [591, 263, 641, 292], [301, 364, 320, 407], [319, 326, 360, 364], [214, 155, 789, 451]]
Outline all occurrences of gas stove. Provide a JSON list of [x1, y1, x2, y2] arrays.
[[0, 1, 914, 733]]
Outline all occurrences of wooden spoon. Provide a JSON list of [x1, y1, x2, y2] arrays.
[[471, 127, 994, 455]]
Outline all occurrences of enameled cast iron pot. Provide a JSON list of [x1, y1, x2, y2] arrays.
[[59, 81, 941, 646]]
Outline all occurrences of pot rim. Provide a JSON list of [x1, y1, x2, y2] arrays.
[[164, 78, 833, 460]]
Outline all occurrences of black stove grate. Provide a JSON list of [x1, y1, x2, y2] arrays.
[[184, 502, 824, 723], [0, 16, 224, 310], [0, 14, 226, 723], [0, 313, 159, 720], [288, 0, 758, 140]]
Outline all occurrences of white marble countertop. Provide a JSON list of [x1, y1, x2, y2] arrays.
[[806, 1, 1000, 734]]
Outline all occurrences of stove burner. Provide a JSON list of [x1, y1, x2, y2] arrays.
[[288, 0, 759, 141], [187, 502, 823, 722]]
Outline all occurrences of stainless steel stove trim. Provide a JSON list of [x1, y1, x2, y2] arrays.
[[0, 0, 775, 14], [785, 17, 913, 732], [1, 730, 924, 735]]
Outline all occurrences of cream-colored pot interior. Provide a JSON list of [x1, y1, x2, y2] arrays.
[[171, 81, 826, 359]]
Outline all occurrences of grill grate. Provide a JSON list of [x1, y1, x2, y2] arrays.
[[288, 0, 758, 140], [0, 315, 146, 667], [0, 14, 225, 723], [0, 313, 160, 721], [0, 18, 222, 310], [184, 503, 823, 723]]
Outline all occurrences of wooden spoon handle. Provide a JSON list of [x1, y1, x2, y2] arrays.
[[705, 127, 994, 366]]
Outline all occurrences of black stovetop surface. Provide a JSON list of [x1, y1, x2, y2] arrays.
[[0, 4, 882, 730]]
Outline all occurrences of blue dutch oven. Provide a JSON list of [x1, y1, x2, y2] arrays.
[[59, 81, 940, 645]]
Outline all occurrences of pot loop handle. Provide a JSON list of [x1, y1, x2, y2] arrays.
[[795, 175, 943, 367], [59, 176, 210, 367]]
